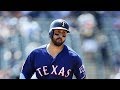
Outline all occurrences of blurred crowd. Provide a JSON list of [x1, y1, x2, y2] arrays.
[[0, 11, 120, 79]]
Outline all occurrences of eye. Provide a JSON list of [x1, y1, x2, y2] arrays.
[[62, 35, 66, 37], [54, 33, 59, 36]]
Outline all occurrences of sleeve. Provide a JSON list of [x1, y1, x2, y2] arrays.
[[73, 55, 86, 79], [20, 51, 35, 79], [19, 73, 26, 79]]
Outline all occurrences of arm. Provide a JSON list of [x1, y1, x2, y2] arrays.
[[19, 51, 35, 79], [73, 55, 86, 79]]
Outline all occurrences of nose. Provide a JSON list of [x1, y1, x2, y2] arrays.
[[58, 34, 63, 37]]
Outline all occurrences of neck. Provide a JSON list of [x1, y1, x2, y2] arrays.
[[47, 42, 64, 58]]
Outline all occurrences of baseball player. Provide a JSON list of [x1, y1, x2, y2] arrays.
[[19, 19, 86, 79]]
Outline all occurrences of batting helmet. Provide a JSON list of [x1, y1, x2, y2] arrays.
[[49, 19, 70, 38]]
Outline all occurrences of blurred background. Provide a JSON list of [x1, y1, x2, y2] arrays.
[[0, 11, 120, 79]]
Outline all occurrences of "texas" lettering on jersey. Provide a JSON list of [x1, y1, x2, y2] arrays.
[[36, 65, 71, 77]]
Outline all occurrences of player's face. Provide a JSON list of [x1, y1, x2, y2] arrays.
[[52, 29, 67, 46]]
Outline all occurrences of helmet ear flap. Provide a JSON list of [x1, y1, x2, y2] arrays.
[[49, 29, 54, 39]]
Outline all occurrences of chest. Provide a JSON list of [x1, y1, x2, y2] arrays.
[[34, 53, 74, 69], [33, 53, 74, 77]]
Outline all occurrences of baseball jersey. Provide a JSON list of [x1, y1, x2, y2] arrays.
[[20, 44, 86, 79]]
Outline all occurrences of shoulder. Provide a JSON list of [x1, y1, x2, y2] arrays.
[[65, 45, 83, 61], [65, 45, 80, 57]]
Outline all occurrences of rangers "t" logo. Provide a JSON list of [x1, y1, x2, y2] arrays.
[[62, 22, 65, 27]]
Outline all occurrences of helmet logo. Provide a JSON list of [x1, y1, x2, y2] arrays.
[[62, 21, 65, 27]]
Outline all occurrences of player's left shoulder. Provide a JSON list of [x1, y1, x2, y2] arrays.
[[65, 45, 75, 52], [65, 45, 83, 62], [65, 45, 79, 56]]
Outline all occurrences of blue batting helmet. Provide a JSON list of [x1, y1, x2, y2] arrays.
[[49, 19, 70, 38]]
